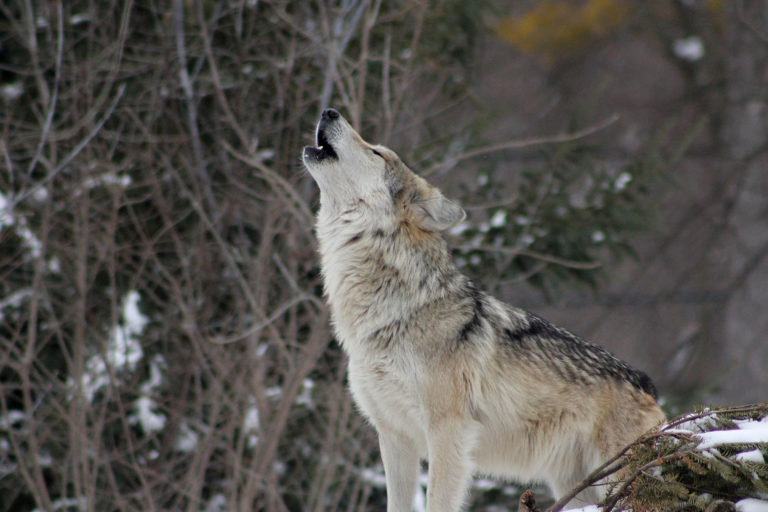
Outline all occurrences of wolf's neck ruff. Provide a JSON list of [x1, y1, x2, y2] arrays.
[[317, 205, 465, 352]]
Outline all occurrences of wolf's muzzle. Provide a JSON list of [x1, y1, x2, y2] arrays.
[[304, 108, 340, 162]]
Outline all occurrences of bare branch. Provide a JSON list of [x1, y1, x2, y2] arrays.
[[427, 114, 621, 174], [737, 0, 768, 45], [26, 1, 63, 179], [14, 83, 127, 208], [460, 244, 603, 270]]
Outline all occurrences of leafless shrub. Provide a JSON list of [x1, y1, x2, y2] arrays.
[[0, 1, 492, 510]]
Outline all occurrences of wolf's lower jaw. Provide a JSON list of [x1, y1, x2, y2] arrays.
[[303, 144, 337, 161]]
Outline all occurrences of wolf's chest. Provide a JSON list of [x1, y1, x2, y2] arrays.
[[346, 351, 428, 445]]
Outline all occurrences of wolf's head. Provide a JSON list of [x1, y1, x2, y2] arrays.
[[303, 108, 465, 233]]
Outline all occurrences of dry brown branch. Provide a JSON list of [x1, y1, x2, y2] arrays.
[[25, 2, 62, 179], [461, 244, 603, 270], [737, 0, 768, 45], [545, 434, 641, 512], [426, 113, 620, 175], [15, 83, 126, 206]]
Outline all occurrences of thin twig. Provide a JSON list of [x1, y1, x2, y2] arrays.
[[600, 450, 696, 512], [545, 429, 668, 512], [173, 0, 217, 216], [459, 244, 602, 270], [197, 0, 250, 150], [427, 114, 621, 174], [22, 0, 49, 107], [209, 293, 321, 344], [218, 137, 315, 226], [26, 1, 63, 179], [352, 0, 383, 128], [737, 0, 768, 45], [385, 1, 427, 142], [13, 83, 127, 208], [463, 194, 520, 211]]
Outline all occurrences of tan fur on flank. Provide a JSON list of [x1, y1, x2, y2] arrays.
[[303, 109, 665, 511]]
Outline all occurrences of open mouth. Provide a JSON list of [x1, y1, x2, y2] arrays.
[[304, 125, 338, 162], [316, 126, 339, 159]]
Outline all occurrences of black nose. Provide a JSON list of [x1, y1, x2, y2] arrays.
[[322, 108, 340, 120]]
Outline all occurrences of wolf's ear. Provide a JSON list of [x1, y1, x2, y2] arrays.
[[411, 187, 466, 232]]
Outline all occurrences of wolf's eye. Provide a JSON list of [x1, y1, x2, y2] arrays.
[[371, 149, 384, 158]]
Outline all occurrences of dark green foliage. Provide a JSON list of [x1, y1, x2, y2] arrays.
[[451, 116, 704, 295]]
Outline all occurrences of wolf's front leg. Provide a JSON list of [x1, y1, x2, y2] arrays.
[[425, 420, 475, 512], [379, 428, 420, 512]]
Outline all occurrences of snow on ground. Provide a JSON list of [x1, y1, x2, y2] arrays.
[[30, 497, 88, 512], [673, 35, 705, 61], [0, 82, 23, 101], [174, 421, 199, 453], [736, 498, 768, 512], [0, 191, 43, 258], [72, 290, 149, 402], [243, 398, 261, 449], [0, 288, 32, 321]]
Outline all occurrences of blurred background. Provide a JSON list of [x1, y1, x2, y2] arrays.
[[0, 0, 766, 510]]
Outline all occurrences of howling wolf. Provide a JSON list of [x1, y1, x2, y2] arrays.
[[303, 108, 664, 511]]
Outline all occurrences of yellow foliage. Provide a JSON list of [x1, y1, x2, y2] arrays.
[[705, 0, 724, 14], [495, 0, 630, 61], [705, 0, 726, 33]]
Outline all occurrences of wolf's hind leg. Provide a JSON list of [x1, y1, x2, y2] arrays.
[[549, 455, 605, 510], [379, 428, 420, 512]]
